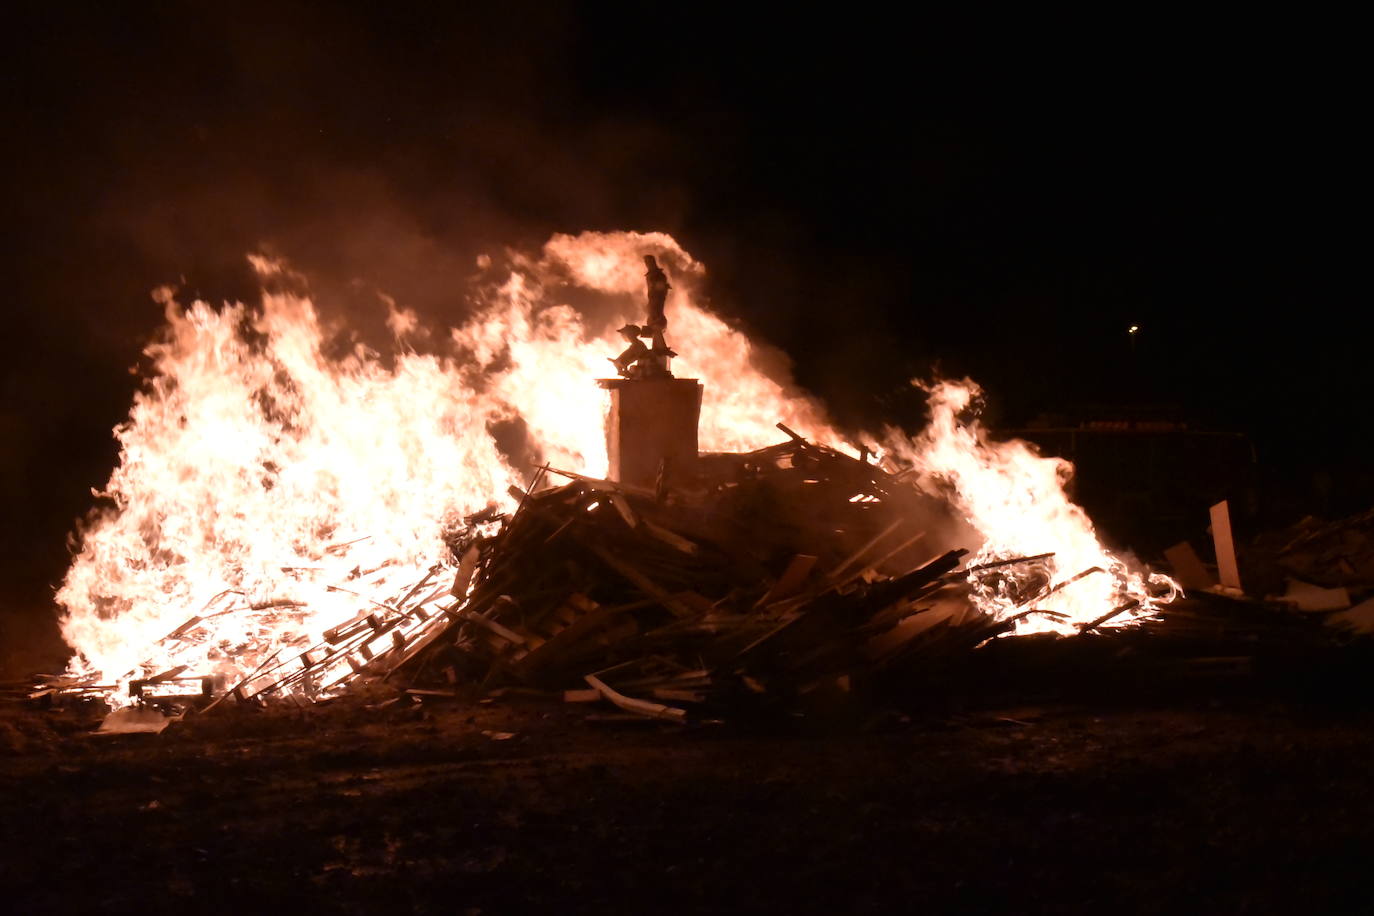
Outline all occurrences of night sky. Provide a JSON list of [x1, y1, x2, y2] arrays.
[[1, 5, 1362, 643]]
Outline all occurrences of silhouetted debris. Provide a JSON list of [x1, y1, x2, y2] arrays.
[[42, 438, 1370, 722], [1162, 505, 1374, 636], [1273, 508, 1374, 589], [384, 439, 977, 721]]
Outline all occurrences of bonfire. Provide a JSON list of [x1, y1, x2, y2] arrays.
[[44, 231, 1177, 712]]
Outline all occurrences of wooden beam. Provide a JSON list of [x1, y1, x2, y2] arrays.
[[584, 675, 687, 722], [1209, 500, 1242, 591]]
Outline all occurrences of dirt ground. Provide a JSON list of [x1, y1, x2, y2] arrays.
[[5, 683, 1374, 916]]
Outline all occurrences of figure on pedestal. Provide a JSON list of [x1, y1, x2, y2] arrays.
[[609, 254, 677, 378], [609, 323, 649, 376], [643, 254, 669, 339]]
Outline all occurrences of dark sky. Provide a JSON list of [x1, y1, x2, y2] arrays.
[[1, 4, 1363, 615]]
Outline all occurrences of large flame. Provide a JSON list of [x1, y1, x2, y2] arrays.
[[56, 232, 839, 695], [886, 379, 1176, 634], [55, 230, 1171, 698]]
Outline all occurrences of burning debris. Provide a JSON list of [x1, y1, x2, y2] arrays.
[[390, 436, 983, 717], [40, 231, 1187, 719], [38, 428, 1176, 719]]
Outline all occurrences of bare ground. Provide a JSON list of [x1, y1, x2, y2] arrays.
[[5, 686, 1374, 916]]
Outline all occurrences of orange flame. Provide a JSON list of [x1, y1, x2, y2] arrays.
[[56, 232, 838, 698], [55, 231, 1172, 701], [887, 379, 1177, 633]]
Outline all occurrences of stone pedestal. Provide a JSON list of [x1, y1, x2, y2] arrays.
[[598, 378, 702, 488]]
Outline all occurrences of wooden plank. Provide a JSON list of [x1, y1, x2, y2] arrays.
[[164, 615, 204, 641], [642, 520, 698, 554], [380, 614, 461, 681], [542, 466, 657, 498], [1017, 565, 1103, 608], [865, 530, 928, 576], [141, 665, 189, 685], [589, 545, 696, 618], [828, 519, 904, 582], [1163, 541, 1215, 591], [456, 609, 527, 645], [756, 554, 818, 608], [201, 648, 283, 713], [450, 546, 481, 598], [1280, 578, 1351, 612], [1078, 599, 1141, 633], [609, 493, 638, 528], [584, 675, 687, 722], [651, 688, 706, 703], [967, 552, 1054, 573], [1210, 500, 1243, 591], [323, 611, 369, 644], [563, 688, 600, 703], [395, 564, 441, 610]]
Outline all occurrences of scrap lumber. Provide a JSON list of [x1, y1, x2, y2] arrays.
[[584, 674, 687, 722], [44, 430, 1211, 716], [589, 545, 698, 619], [1210, 500, 1243, 592], [1163, 541, 1215, 591], [1079, 600, 1142, 634], [867, 530, 929, 575], [968, 552, 1055, 573], [379, 436, 991, 710], [756, 554, 818, 607], [828, 519, 905, 582]]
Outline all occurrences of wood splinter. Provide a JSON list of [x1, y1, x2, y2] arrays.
[[584, 675, 687, 722]]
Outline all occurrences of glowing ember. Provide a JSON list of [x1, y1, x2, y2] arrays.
[[54, 230, 1174, 703]]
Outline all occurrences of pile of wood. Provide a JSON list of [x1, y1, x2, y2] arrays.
[[55, 430, 1356, 721], [1158, 505, 1374, 634], [373, 433, 1034, 719], [34, 431, 1035, 716], [1259, 508, 1374, 591]]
